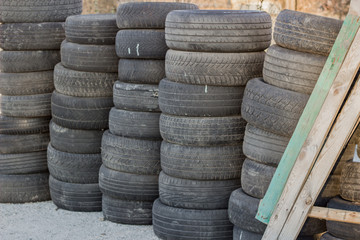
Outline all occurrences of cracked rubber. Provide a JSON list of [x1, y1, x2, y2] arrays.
[[0, 151, 48, 174], [0, 132, 49, 154], [340, 161, 360, 202], [118, 59, 165, 84], [0, 115, 50, 135]]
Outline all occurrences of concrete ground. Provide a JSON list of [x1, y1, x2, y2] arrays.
[[0, 201, 158, 240]]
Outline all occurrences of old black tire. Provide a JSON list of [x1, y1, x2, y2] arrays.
[[274, 10, 342, 56], [159, 78, 244, 117], [0, 132, 49, 154], [54, 63, 116, 97], [0, 115, 50, 135], [49, 175, 102, 212], [0, 151, 47, 174], [233, 227, 262, 240], [165, 50, 265, 86], [320, 233, 343, 240], [116, 2, 198, 29], [118, 59, 165, 84], [61, 41, 118, 73], [113, 81, 160, 112], [47, 144, 101, 184], [152, 199, 233, 240], [340, 161, 360, 202], [51, 91, 113, 130], [159, 171, 241, 210], [263, 45, 327, 94], [161, 141, 244, 180], [0, 172, 50, 203], [165, 10, 272, 53], [241, 78, 309, 137], [101, 131, 161, 175]]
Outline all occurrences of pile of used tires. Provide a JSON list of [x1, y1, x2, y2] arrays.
[[229, 10, 345, 239], [48, 14, 118, 211], [152, 10, 272, 239], [0, 0, 82, 203], [99, 2, 198, 224]]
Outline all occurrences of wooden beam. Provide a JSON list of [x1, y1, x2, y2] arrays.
[[308, 206, 360, 224], [256, 4, 360, 225]]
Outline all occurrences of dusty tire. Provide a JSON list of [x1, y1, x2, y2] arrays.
[[233, 227, 262, 240], [159, 78, 244, 117], [274, 10, 342, 56], [65, 14, 117, 45], [160, 114, 246, 146], [102, 194, 153, 225], [61, 41, 118, 73], [0, 22, 65, 50], [241, 78, 309, 137], [51, 91, 113, 130], [340, 161, 360, 202], [113, 81, 160, 112], [118, 59, 165, 84], [54, 63, 116, 97], [0, 50, 60, 73], [263, 45, 327, 94], [115, 30, 167, 59], [116, 2, 198, 29], [165, 50, 265, 86], [0, 151, 47, 174], [320, 233, 343, 240], [165, 10, 272, 52], [0, 115, 50, 135], [161, 141, 244, 180], [159, 171, 240, 210], [152, 199, 233, 240], [98, 165, 159, 202], [49, 175, 102, 212], [47, 144, 101, 184], [0, 132, 49, 154], [109, 108, 161, 139]]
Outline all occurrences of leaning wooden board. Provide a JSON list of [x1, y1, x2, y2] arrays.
[[256, 0, 360, 226]]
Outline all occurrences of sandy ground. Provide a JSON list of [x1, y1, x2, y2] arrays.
[[0, 201, 159, 240]]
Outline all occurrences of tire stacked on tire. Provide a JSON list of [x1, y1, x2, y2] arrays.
[[48, 14, 118, 212], [229, 10, 343, 239], [0, 0, 82, 203], [152, 10, 272, 239], [99, 2, 198, 225]]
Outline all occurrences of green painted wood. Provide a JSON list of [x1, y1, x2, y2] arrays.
[[256, 13, 360, 224]]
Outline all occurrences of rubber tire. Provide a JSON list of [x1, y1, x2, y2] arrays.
[[0, 115, 50, 135], [233, 226, 262, 240], [159, 78, 244, 117], [241, 158, 276, 199], [263, 45, 327, 94], [340, 160, 360, 202], [316, 175, 340, 206], [51, 91, 113, 130], [0, 71, 54, 96], [0, 151, 47, 174], [274, 10, 343, 56], [243, 124, 290, 166], [153, 199, 233, 240], [109, 108, 161, 139], [165, 10, 272, 53], [101, 131, 161, 175], [161, 141, 245, 180], [0, 50, 60, 73], [47, 144, 101, 184], [54, 63, 117, 97], [116, 2, 198, 29], [0, 22, 65, 50], [65, 14, 118, 45], [320, 233, 343, 240], [61, 40, 118, 73], [113, 81, 160, 112], [49, 175, 102, 212], [98, 165, 159, 202], [118, 59, 165, 84], [327, 197, 360, 240], [241, 78, 309, 137], [165, 50, 265, 86], [160, 114, 246, 147], [102, 194, 153, 225], [0, 132, 49, 154], [159, 171, 241, 210], [0, 0, 82, 23]]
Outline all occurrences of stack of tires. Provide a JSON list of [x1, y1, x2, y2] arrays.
[[229, 10, 343, 239], [152, 10, 272, 239], [0, 0, 82, 203], [48, 14, 118, 212], [99, 2, 198, 225]]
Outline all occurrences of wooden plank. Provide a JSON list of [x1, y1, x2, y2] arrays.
[[308, 206, 360, 224], [256, 2, 360, 224], [261, 26, 360, 239]]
